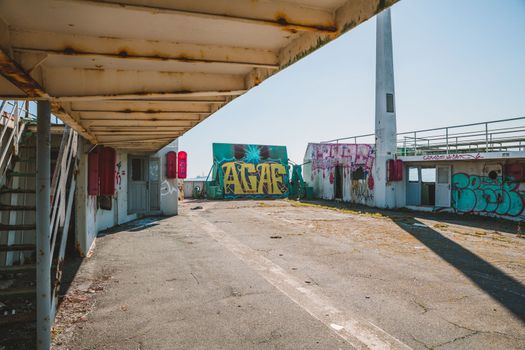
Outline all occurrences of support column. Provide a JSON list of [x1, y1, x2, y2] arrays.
[[374, 8, 397, 208], [36, 100, 51, 349]]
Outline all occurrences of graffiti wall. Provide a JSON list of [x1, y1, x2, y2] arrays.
[[452, 173, 525, 217], [213, 143, 289, 199], [304, 143, 375, 205]]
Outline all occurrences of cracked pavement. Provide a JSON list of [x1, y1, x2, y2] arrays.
[[54, 200, 525, 349]]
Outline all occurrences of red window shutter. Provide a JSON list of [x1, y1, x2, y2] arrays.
[[395, 159, 403, 181], [99, 147, 116, 195], [166, 151, 177, 179], [88, 150, 99, 195], [177, 151, 187, 179]]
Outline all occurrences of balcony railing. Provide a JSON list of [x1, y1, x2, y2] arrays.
[[323, 116, 525, 156]]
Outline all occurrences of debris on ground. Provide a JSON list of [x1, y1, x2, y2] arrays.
[[270, 235, 282, 239], [191, 206, 203, 210]]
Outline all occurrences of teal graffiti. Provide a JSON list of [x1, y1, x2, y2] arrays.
[[451, 173, 524, 217]]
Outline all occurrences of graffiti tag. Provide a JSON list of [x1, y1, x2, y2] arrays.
[[160, 179, 177, 197], [222, 161, 287, 196], [451, 173, 524, 216], [422, 153, 483, 161]]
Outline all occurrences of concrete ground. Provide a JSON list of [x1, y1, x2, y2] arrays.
[[53, 200, 525, 349]]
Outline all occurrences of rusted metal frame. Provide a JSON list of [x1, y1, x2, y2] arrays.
[[0, 103, 23, 174], [0, 49, 48, 98], [13, 47, 280, 70], [99, 137, 178, 145], [50, 129, 77, 260], [50, 136, 79, 321], [53, 90, 246, 102], [67, 0, 337, 33], [71, 109, 210, 114], [51, 102, 98, 144], [11, 30, 279, 69]]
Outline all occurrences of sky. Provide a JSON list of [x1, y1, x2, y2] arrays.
[[178, 0, 525, 178]]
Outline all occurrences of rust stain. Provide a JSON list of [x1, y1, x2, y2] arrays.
[[273, 12, 337, 33], [0, 50, 46, 98]]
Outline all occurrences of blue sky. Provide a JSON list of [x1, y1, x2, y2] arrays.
[[180, 0, 525, 178]]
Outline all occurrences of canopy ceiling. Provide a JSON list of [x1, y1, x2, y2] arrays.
[[0, 0, 397, 152]]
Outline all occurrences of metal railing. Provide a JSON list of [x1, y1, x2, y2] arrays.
[[0, 101, 26, 177], [323, 117, 525, 156]]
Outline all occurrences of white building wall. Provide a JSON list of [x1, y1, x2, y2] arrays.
[[303, 143, 375, 206], [75, 143, 137, 255], [155, 139, 179, 216], [404, 158, 525, 221]]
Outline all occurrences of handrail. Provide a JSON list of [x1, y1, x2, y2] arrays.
[[323, 116, 525, 144]]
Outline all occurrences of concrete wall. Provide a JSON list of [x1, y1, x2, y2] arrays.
[[155, 139, 179, 215], [405, 159, 525, 221], [304, 143, 375, 206], [76, 140, 182, 255], [75, 143, 138, 255]]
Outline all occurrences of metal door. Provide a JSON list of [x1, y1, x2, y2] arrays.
[[406, 166, 421, 206], [128, 156, 149, 214], [435, 165, 451, 207], [149, 158, 160, 211]]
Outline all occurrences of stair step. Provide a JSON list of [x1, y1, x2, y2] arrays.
[[0, 310, 36, 326], [0, 224, 36, 231], [7, 172, 36, 177], [0, 188, 35, 195], [0, 204, 36, 211], [0, 264, 36, 273], [0, 244, 35, 252], [0, 287, 36, 298]]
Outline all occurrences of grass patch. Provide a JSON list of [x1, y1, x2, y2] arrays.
[[288, 200, 386, 219], [433, 223, 449, 230]]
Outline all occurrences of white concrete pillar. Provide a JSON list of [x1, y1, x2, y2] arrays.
[[374, 8, 397, 209]]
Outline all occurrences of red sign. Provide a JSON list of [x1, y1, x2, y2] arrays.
[[166, 151, 177, 178], [177, 151, 187, 179]]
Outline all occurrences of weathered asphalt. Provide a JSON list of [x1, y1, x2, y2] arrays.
[[54, 200, 525, 349]]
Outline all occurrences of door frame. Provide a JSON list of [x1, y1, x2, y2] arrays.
[[127, 155, 161, 214], [435, 165, 452, 207]]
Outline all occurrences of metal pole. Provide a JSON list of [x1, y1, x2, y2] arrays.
[[445, 127, 449, 154], [485, 122, 489, 151], [36, 100, 51, 350]]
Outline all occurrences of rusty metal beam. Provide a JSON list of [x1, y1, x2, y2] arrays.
[[51, 103, 98, 144], [13, 47, 279, 70], [53, 90, 246, 102], [67, 0, 337, 33], [11, 30, 279, 70], [0, 49, 48, 98]]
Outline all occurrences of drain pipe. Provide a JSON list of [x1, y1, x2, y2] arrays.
[[36, 100, 51, 349]]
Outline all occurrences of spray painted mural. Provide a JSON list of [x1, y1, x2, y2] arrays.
[[213, 143, 289, 199], [451, 173, 525, 217], [308, 143, 375, 203]]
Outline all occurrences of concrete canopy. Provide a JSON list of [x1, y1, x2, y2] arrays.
[[0, 0, 397, 152]]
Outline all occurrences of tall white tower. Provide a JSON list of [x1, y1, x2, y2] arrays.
[[374, 8, 397, 208]]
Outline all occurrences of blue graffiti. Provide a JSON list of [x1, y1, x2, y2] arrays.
[[451, 173, 524, 217]]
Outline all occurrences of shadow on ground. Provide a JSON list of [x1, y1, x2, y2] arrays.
[[296, 199, 525, 323]]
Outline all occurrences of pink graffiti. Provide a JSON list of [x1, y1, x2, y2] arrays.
[[311, 144, 375, 172], [422, 153, 483, 161]]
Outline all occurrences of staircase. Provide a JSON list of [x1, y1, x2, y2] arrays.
[[0, 101, 80, 346]]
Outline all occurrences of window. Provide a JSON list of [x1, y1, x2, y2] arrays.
[[386, 93, 395, 113], [131, 158, 144, 181], [408, 167, 419, 182], [421, 168, 436, 183], [438, 167, 450, 184]]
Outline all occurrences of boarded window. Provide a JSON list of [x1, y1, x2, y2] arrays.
[[386, 93, 394, 113], [408, 167, 419, 182]]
